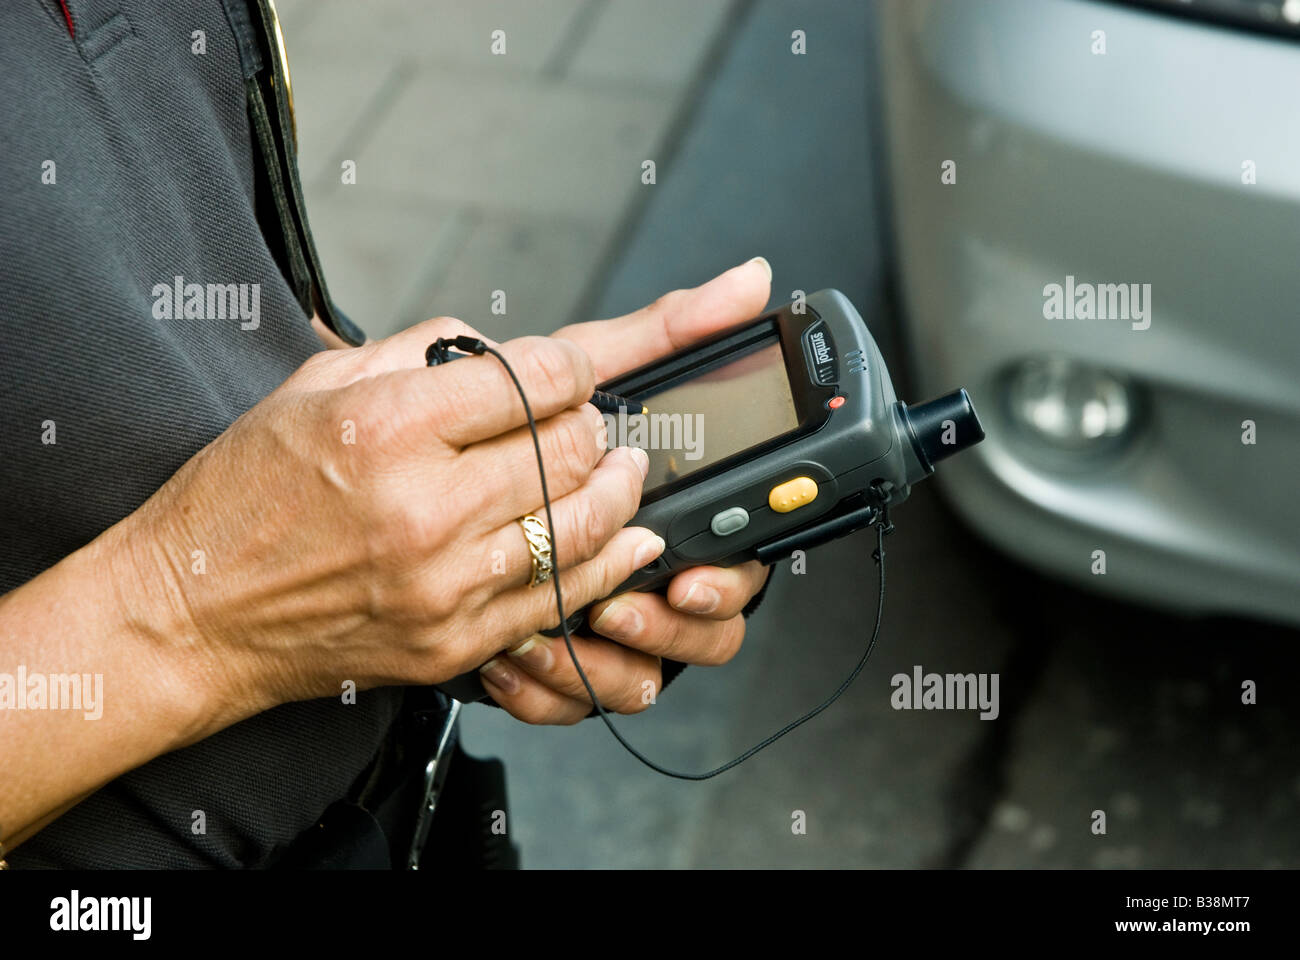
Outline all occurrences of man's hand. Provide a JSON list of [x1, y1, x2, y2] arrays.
[[6, 301, 680, 845], [116, 315, 681, 732], [475, 257, 775, 723]]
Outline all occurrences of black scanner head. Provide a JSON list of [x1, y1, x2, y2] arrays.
[[900, 388, 985, 472]]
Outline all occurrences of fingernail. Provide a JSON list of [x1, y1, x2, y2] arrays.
[[508, 635, 554, 673], [746, 256, 772, 281], [633, 533, 665, 569], [591, 599, 644, 641], [629, 445, 649, 477], [480, 659, 520, 695], [674, 581, 721, 614]]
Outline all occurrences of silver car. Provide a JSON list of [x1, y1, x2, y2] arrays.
[[876, 0, 1300, 625]]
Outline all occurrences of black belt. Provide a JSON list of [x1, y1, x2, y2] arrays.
[[271, 689, 518, 870]]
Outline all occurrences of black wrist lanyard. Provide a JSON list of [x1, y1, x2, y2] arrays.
[[435, 336, 892, 780]]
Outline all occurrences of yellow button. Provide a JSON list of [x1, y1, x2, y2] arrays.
[[768, 476, 818, 513]]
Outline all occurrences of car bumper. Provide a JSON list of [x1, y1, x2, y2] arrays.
[[877, 0, 1300, 624]]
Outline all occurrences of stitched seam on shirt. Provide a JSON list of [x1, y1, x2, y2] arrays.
[[218, 0, 265, 79], [75, 10, 135, 64]]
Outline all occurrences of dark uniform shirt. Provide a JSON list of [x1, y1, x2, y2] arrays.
[[1, 0, 403, 867]]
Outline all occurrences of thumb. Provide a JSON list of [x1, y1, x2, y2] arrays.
[[554, 256, 773, 381]]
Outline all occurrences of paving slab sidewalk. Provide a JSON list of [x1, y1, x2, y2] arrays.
[[276, 0, 738, 341]]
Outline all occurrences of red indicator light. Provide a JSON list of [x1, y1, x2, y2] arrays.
[[828, 395, 846, 410]]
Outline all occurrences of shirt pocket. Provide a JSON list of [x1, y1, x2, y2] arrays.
[[62, 0, 137, 64]]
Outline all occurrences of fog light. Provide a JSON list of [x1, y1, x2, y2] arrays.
[[1005, 357, 1136, 451]]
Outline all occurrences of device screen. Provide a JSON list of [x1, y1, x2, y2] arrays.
[[618, 338, 799, 495]]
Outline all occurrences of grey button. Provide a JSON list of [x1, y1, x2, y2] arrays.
[[710, 506, 750, 537]]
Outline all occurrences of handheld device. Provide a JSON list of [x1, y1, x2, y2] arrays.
[[435, 289, 983, 703]]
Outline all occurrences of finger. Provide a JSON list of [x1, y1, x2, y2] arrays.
[[586, 591, 747, 666], [477, 445, 649, 588], [553, 256, 772, 381], [477, 659, 592, 725], [365, 315, 492, 376], [656, 560, 771, 620], [494, 525, 666, 641], [374, 334, 597, 448], [584, 562, 769, 629], [504, 632, 661, 714], [458, 404, 608, 529], [296, 316, 488, 391]]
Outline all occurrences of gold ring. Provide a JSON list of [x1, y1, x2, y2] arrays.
[[518, 515, 553, 587]]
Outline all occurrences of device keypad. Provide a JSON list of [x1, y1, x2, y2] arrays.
[[709, 506, 751, 537], [768, 476, 819, 513]]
